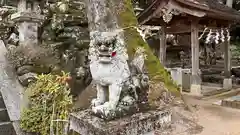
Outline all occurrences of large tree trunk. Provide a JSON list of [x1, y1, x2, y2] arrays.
[[115, 0, 196, 111], [85, 0, 179, 95], [115, 0, 179, 93], [84, 1, 192, 116]]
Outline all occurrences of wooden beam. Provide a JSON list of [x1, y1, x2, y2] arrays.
[[137, 0, 168, 25], [169, 0, 206, 17], [166, 23, 191, 34], [165, 19, 231, 34]]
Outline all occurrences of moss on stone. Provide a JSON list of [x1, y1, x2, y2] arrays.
[[117, 0, 180, 96]]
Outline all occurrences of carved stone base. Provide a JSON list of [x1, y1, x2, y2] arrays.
[[69, 109, 171, 135], [92, 104, 138, 121], [190, 84, 202, 96], [223, 78, 232, 90]]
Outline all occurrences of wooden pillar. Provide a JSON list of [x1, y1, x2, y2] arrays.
[[190, 20, 201, 96], [159, 26, 166, 66], [223, 0, 233, 90], [226, 0, 233, 8], [223, 30, 232, 90]]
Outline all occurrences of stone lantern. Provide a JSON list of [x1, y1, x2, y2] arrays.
[[11, 0, 44, 46], [8, 0, 45, 86]]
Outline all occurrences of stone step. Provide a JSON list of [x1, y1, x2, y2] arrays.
[[202, 74, 240, 85], [0, 108, 10, 122], [0, 122, 16, 135], [221, 95, 240, 109], [221, 100, 240, 109], [203, 89, 230, 97]]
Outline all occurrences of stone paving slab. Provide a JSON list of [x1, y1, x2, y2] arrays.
[[212, 95, 240, 109], [222, 95, 240, 101], [202, 88, 240, 100]]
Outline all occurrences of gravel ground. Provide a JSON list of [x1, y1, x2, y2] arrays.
[[195, 102, 240, 135], [157, 95, 240, 135]]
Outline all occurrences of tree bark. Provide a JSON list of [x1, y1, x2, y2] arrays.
[[85, 0, 179, 95]]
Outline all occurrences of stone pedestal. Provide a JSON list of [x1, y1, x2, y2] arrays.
[[190, 69, 202, 96], [190, 84, 202, 96], [69, 109, 172, 135], [182, 69, 191, 90], [223, 78, 232, 90], [167, 68, 191, 91]]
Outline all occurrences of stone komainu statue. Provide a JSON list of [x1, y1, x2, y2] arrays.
[[89, 31, 149, 120]]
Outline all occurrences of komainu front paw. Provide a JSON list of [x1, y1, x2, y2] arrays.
[[91, 98, 104, 107], [92, 102, 113, 115]]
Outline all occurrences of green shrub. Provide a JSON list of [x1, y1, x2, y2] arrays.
[[20, 72, 73, 135]]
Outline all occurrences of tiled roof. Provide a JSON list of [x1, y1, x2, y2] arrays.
[[138, 0, 240, 25], [176, 0, 240, 16]]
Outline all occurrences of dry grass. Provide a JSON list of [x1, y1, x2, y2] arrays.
[[147, 81, 174, 108]]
